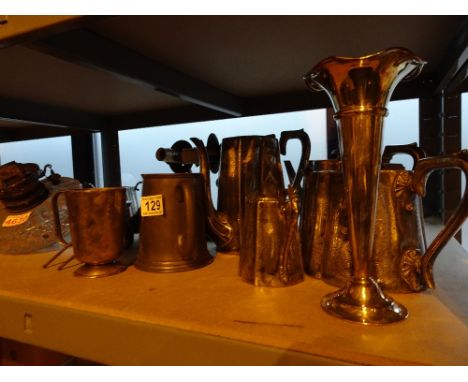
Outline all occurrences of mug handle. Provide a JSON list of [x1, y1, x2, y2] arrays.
[[43, 191, 72, 269], [279, 129, 311, 189], [412, 150, 468, 288], [51, 190, 70, 246], [382, 142, 427, 170]]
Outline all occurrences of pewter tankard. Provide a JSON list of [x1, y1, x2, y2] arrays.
[[190, 131, 309, 253], [135, 173, 213, 272], [301, 146, 468, 292]]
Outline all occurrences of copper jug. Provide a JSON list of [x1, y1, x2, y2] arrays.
[[190, 131, 309, 253], [51, 187, 128, 278], [301, 145, 468, 293]]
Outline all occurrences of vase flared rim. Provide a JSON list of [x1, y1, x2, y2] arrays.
[[317, 47, 423, 63], [303, 47, 426, 88]]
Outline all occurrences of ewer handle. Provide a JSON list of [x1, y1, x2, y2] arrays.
[[279, 129, 311, 189], [412, 150, 468, 288], [382, 143, 427, 170]]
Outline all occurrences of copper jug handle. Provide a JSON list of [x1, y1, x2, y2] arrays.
[[190, 137, 234, 249], [412, 150, 468, 288], [43, 191, 73, 269], [382, 143, 427, 169], [279, 129, 311, 188], [51, 190, 70, 246]]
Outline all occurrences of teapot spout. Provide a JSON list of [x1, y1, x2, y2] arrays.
[[190, 137, 234, 251]]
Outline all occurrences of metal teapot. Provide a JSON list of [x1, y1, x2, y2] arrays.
[[301, 144, 468, 292], [192, 133, 305, 286], [161, 130, 309, 253]]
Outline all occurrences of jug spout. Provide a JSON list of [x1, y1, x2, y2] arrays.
[[190, 137, 234, 251]]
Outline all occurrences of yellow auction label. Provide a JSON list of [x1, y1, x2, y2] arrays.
[[2, 211, 32, 227], [141, 195, 164, 217]]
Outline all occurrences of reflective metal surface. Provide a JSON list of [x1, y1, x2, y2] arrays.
[[305, 47, 426, 324], [239, 187, 303, 287], [191, 131, 308, 253], [135, 173, 213, 272], [52, 187, 128, 278], [413, 150, 468, 288], [302, 145, 468, 293]]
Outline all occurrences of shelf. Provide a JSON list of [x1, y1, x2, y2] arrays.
[[1, 222, 467, 365], [0, 15, 467, 139]]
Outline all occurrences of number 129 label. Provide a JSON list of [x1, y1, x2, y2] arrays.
[[141, 195, 164, 217]]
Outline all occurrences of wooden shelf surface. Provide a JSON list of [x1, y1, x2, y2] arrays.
[[0, 223, 467, 365]]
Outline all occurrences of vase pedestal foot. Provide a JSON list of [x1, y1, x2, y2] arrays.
[[321, 277, 408, 324]]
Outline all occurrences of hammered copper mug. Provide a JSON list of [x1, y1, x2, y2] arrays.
[[51, 187, 128, 278], [135, 173, 213, 272]]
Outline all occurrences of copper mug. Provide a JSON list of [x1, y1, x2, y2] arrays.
[[52, 187, 128, 278], [135, 173, 213, 272], [301, 146, 468, 292], [190, 130, 309, 253]]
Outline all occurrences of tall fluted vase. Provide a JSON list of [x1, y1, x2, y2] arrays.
[[304, 48, 425, 324]]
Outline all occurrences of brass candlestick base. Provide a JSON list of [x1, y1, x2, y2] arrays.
[[321, 277, 408, 324], [74, 262, 127, 278]]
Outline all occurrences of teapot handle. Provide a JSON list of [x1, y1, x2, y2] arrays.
[[412, 150, 468, 288], [279, 129, 311, 189], [190, 137, 234, 250], [382, 143, 427, 170]]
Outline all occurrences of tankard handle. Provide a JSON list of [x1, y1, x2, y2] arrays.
[[279, 129, 311, 189], [51, 190, 70, 246], [382, 143, 427, 170], [412, 150, 468, 288], [42, 191, 73, 269]]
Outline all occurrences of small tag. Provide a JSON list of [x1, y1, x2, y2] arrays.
[[141, 195, 164, 217], [2, 211, 32, 227]]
